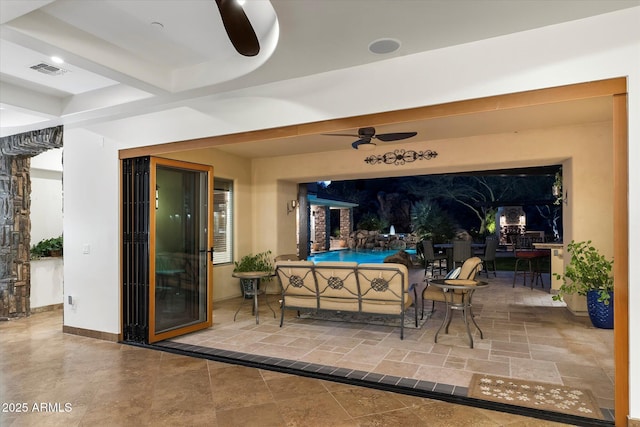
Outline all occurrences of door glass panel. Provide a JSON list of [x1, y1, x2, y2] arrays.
[[154, 165, 208, 334]]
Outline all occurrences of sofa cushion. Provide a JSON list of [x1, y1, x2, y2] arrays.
[[315, 262, 360, 302], [275, 261, 317, 298], [357, 263, 412, 312]]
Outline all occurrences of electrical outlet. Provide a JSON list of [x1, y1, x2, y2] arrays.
[[82, 244, 90, 254]]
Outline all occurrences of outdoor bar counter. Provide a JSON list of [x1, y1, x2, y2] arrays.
[[532, 243, 563, 291]]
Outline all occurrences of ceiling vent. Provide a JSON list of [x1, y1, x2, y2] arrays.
[[29, 62, 68, 76]]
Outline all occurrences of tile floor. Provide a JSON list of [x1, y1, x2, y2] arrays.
[[168, 270, 615, 422], [1, 310, 574, 426]]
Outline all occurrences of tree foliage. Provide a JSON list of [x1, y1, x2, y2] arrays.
[[315, 172, 558, 237], [410, 201, 455, 243]]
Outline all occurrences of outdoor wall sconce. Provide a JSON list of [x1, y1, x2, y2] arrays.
[[287, 199, 298, 214]]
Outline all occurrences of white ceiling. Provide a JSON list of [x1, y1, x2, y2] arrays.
[[1, 0, 637, 152]]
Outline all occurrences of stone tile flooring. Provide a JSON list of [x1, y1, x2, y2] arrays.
[[1, 310, 575, 426], [169, 270, 615, 422]]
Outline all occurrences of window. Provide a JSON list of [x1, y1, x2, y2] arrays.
[[213, 178, 232, 264]]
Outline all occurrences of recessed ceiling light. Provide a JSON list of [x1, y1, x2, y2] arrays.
[[50, 56, 64, 64], [368, 38, 400, 55]]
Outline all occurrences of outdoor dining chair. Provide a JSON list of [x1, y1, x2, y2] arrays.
[[421, 240, 448, 277], [419, 256, 483, 319], [452, 239, 472, 268], [480, 237, 498, 277]]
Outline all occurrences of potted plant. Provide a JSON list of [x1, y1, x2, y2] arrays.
[[552, 240, 614, 328], [331, 228, 347, 248], [30, 236, 63, 258], [233, 250, 273, 298]]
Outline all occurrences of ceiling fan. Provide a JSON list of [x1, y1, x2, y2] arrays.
[[215, 0, 260, 57], [324, 127, 418, 150]]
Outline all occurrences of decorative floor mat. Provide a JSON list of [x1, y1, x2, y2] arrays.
[[467, 374, 604, 420]]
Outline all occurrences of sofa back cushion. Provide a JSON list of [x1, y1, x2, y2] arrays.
[[357, 263, 411, 314], [275, 261, 317, 298], [314, 262, 359, 298]]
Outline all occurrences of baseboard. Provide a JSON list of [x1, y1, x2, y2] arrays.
[[63, 325, 119, 342], [31, 303, 63, 314]]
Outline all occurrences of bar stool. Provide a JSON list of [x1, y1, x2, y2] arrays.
[[513, 250, 547, 289]]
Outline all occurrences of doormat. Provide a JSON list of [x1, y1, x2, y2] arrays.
[[467, 374, 604, 420], [297, 307, 429, 329]]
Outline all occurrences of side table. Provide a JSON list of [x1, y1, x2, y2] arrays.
[[428, 279, 488, 348], [232, 271, 276, 324]]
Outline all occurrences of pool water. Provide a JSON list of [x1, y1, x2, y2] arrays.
[[308, 249, 416, 264]]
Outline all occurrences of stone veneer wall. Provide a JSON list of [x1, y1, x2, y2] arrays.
[[339, 209, 352, 239], [0, 157, 31, 317], [313, 206, 328, 249], [0, 126, 63, 318]]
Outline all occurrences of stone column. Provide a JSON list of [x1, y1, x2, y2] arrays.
[[0, 157, 31, 317], [313, 206, 328, 250], [0, 126, 62, 318], [340, 208, 352, 240]]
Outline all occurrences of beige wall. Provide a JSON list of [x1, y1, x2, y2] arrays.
[[253, 121, 614, 259], [167, 120, 613, 301]]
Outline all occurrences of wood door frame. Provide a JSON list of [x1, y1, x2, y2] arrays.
[[120, 78, 629, 424], [148, 157, 214, 343]]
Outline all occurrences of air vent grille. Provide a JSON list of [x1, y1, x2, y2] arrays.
[[29, 62, 68, 76]]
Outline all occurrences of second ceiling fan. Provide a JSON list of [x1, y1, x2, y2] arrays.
[[325, 127, 418, 150]]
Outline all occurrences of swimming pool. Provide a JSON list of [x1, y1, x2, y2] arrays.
[[308, 249, 416, 264]]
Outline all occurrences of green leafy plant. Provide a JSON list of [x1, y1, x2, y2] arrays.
[[357, 213, 387, 231], [552, 240, 613, 304], [552, 171, 563, 205], [30, 236, 63, 258], [233, 250, 273, 274], [410, 201, 455, 244]]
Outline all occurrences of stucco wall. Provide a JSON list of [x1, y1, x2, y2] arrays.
[[252, 122, 614, 259], [62, 7, 639, 415]]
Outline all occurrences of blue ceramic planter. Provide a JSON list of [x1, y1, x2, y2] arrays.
[[587, 290, 614, 329]]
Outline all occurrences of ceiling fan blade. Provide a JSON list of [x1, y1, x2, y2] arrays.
[[374, 132, 418, 142], [321, 133, 360, 138], [352, 139, 373, 149], [215, 0, 260, 57]]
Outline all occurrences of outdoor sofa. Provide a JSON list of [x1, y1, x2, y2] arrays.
[[274, 261, 415, 339]]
